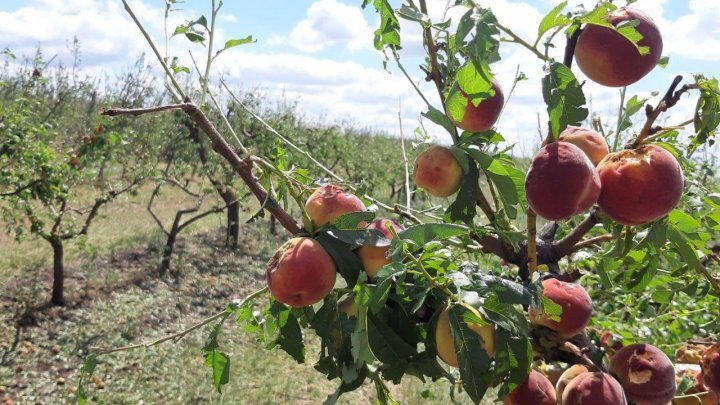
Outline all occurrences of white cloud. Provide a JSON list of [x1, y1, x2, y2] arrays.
[[269, 0, 373, 53]]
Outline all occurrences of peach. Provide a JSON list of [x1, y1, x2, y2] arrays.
[[701, 344, 720, 394], [596, 144, 683, 226], [556, 364, 589, 404], [529, 278, 593, 339], [338, 295, 358, 317], [525, 142, 601, 221], [575, 7, 663, 87], [503, 370, 556, 405], [413, 145, 463, 197], [434, 303, 495, 368], [305, 184, 366, 228], [562, 372, 628, 405], [357, 218, 403, 278], [266, 237, 337, 308], [675, 366, 719, 405], [557, 126, 609, 166], [610, 343, 676, 405], [448, 78, 505, 133]]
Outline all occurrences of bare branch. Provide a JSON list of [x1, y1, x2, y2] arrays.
[[631, 75, 697, 148]]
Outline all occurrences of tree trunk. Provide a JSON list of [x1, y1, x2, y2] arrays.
[[221, 190, 240, 250], [160, 214, 182, 276], [49, 237, 65, 306]]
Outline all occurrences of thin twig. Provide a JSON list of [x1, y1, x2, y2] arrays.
[[398, 102, 412, 209], [554, 209, 601, 258], [570, 234, 613, 253], [90, 287, 268, 355], [496, 22, 549, 62], [631, 75, 697, 148]]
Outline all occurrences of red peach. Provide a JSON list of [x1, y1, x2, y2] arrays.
[[556, 364, 589, 404], [701, 344, 720, 394], [529, 278, 593, 339], [449, 79, 505, 133], [266, 237, 337, 308], [610, 343, 676, 405], [525, 142, 601, 221], [562, 372, 628, 405], [503, 369, 556, 405], [575, 7, 663, 87], [357, 218, 403, 278], [557, 126, 609, 166], [413, 145, 463, 197], [596, 144, 683, 226], [305, 184, 366, 228], [434, 304, 495, 368]]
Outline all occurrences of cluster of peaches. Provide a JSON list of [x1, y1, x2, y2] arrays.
[[261, 5, 716, 404]]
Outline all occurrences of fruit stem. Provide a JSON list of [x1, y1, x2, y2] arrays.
[[496, 22, 550, 62]]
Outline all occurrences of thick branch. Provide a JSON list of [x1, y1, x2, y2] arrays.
[[554, 209, 601, 258]]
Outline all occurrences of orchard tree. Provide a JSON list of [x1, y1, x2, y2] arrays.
[[84, 0, 720, 404], [0, 54, 154, 305]]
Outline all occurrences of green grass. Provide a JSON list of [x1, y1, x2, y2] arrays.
[[0, 194, 497, 403]]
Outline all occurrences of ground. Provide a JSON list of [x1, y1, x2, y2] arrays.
[[0, 198, 489, 404]]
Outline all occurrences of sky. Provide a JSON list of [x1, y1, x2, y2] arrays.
[[1, 0, 719, 156]]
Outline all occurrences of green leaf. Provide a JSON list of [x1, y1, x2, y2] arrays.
[[321, 228, 385, 247], [581, 4, 649, 55], [540, 295, 563, 322], [668, 227, 703, 274], [270, 302, 305, 364], [657, 56, 669, 68], [366, 311, 417, 365], [315, 232, 363, 286], [494, 329, 532, 398], [542, 62, 588, 138], [398, 223, 468, 248], [444, 159, 479, 224], [456, 63, 494, 106], [204, 350, 230, 392], [202, 324, 230, 393], [365, 0, 401, 50], [448, 305, 492, 404], [692, 75, 720, 153], [215, 35, 255, 58], [422, 105, 458, 136], [465, 148, 524, 219], [537, 1, 570, 40], [334, 211, 376, 229]]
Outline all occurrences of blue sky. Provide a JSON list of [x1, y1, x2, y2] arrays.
[[1, 0, 719, 154]]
